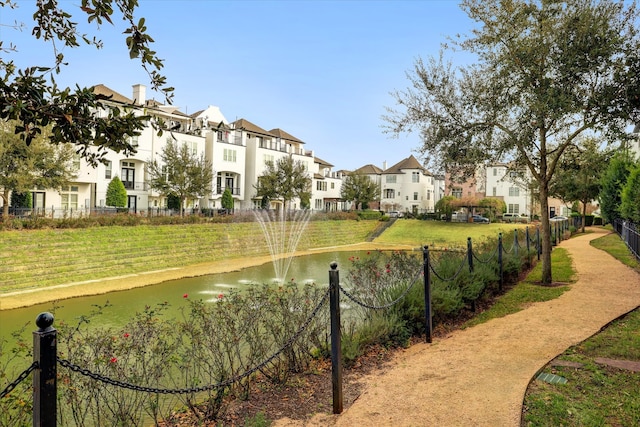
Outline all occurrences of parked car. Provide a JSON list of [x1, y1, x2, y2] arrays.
[[472, 215, 490, 223], [502, 213, 529, 223], [388, 211, 403, 218], [550, 215, 568, 221]]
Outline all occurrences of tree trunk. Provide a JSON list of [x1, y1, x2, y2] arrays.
[[581, 201, 587, 233], [539, 182, 553, 284], [2, 189, 9, 220]]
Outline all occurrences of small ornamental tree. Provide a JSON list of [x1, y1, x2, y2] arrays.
[[255, 156, 312, 211], [221, 188, 234, 212], [106, 176, 127, 208], [478, 197, 506, 222], [146, 140, 214, 216], [435, 195, 456, 221], [340, 172, 381, 211]]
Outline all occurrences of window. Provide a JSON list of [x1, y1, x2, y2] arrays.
[[330, 182, 335, 189], [316, 181, 327, 191], [72, 155, 81, 171], [508, 204, 520, 214], [412, 172, 420, 183], [315, 199, 323, 210], [452, 188, 462, 198], [427, 190, 431, 200], [189, 141, 197, 155], [223, 148, 237, 162], [257, 136, 265, 148], [263, 154, 274, 165], [60, 186, 79, 210], [105, 161, 112, 179], [508, 187, 520, 197], [384, 189, 395, 199], [493, 168, 497, 176], [386, 175, 396, 183], [413, 192, 418, 201], [492, 187, 497, 197], [130, 135, 139, 147]]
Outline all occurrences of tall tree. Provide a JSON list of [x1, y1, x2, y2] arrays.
[[146, 140, 213, 216], [0, 120, 76, 219], [255, 156, 312, 211], [340, 172, 380, 210], [106, 176, 127, 209], [1, 0, 172, 165], [385, 0, 640, 283], [599, 154, 634, 224], [550, 138, 611, 232], [620, 165, 640, 222]]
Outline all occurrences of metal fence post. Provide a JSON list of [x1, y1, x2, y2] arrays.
[[498, 233, 503, 291], [329, 262, 343, 414], [537, 226, 541, 260], [33, 312, 56, 427], [467, 237, 474, 273], [423, 246, 432, 344], [526, 227, 531, 265], [514, 229, 519, 256]]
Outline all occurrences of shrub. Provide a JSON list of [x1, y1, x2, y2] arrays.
[[356, 210, 382, 220]]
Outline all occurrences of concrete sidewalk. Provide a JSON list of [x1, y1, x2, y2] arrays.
[[286, 228, 640, 426]]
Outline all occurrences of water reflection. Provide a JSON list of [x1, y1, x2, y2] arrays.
[[0, 251, 359, 341]]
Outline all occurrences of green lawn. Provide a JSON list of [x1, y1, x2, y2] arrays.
[[374, 219, 530, 248], [522, 231, 640, 426]]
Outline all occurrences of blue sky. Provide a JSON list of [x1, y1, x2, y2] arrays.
[[2, 0, 473, 171]]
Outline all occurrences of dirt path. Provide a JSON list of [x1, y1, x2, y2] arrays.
[[276, 228, 640, 426]]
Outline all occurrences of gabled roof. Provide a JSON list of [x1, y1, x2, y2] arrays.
[[383, 155, 432, 175], [91, 84, 133, 104], [269, 128, 305, 144], [232, 119, 275, 137], [354, 164, 383, 175], [314, 156, 334, 168]]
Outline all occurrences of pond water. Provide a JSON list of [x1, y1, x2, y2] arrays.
[[0, 251, 359, 343]]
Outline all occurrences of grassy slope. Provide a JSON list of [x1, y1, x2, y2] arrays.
[[0, 220, 381, 293]]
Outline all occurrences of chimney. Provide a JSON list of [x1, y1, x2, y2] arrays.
[[132, 84, 146, 106], [383, 161, 387, 170]]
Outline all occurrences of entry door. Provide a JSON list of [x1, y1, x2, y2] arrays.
[[33, 192, 45, 215], [128, 195, 137, 213], [122, 167, 135, 189], [225, 176, 234, 194], [550, 207, 556, 218]]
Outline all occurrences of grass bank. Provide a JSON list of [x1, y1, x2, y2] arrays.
[[0, 219, 383, 308]]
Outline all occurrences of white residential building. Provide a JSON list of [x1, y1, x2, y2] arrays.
[[3, 82, 443, 217], [485, 163, 532, 217], [312, 157, 347, 212], [379, 155, 436, 215]]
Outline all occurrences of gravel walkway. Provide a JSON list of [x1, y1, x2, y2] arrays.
[[276, 228, 640, 426]]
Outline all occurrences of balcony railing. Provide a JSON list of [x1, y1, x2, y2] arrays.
[[215, 186, 241, 195], [122, 181, 148, 191]]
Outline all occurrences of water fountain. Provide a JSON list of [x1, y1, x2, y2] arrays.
[[253, 208, 312, 283]]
